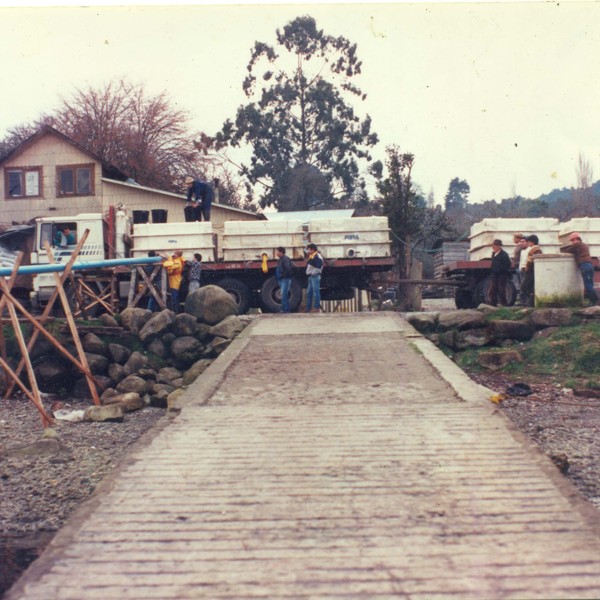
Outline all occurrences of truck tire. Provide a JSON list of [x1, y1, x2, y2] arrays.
[[475, 276, 517, 307], [454, 287, 476, 309], [216, 278, 251, 314], [259, 276, 302, 313]]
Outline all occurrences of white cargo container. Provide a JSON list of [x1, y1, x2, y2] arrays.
[[131, 222, 215, 260], [469, 217, 561, 260], [558, 218, 600, 257], [308, 217, 391, 259], [222, 220, 305, 261]]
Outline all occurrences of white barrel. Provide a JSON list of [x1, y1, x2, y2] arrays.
[[534, 254, 583, 307]]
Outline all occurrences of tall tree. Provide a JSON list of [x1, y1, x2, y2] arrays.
[[215, 15, 378, 210], [0, 80, 246, 202], [444, 177, 470, 211], [374, 146, 448, 278]]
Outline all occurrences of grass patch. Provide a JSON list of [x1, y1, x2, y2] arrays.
[[459, 320, 600, 389]]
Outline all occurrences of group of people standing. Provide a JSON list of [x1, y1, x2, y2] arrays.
[[488, 231, 598, 307]]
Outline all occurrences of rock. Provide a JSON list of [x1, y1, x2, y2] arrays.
[[5, 438, 70, 458], [455, 328, 492, 349], [196, 323, 214, 343], [208, 315, 247, 340], [83, 404, 124, 423], [489, 320, 535, 342], [437, 310, 487, 331], [172, 377, 184, 387], [573, 388, 600, 398], [42, 428, 59, 439], [530, 308, 573, 329], [173, 313, 201, 336], [82, 333, 107, 356], [476, 350, 523, 371], [159, 367, 183, 382], [162, 333, 177, 348], [33, 361, 72, 394], [98, 313, 120, 328], [167, 388, 187, 412], [151, 383, 175, 395], [533, 327, 559, 339], [29, 338, 53, 360], [85, 353, 109, 375], [170, 336, 204, 368], [549, 452, 570, 474], [212, 337, 232, 355], [124, 351, 149, 376], [182, 359, 213, 385], [139, 309, 177, 344], [108, 363, 126, 385], [146, 338, 168, 358], [404, 312, 439, 334], [149, 388, 170, 408], [184, 285, 238, 325], [576, 305, 600, 317], [72, 376, 112, 399], [101, 387, 118, 401], [120, 307, 152, 334], [116, 375, 151, 395], [108, 343, 131, 365], [103, 392, 144, 412], [136, 368, 158, 380]]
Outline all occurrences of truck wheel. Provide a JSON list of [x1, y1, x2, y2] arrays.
[[475, 276, 517, 307], [455, 288, 476, 309], [259, 276, 302, 313], [216, 278, 251, 314]]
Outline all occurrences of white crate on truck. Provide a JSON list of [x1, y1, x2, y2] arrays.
[[469, 217, 561, 261], [558, 218, 600, 257], [131, 222, 215, 259], [223, 220, 305, 261], [308, 217, 391, 259]]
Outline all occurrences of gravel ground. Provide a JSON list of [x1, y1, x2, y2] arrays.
[[0, 394, 165, 596]]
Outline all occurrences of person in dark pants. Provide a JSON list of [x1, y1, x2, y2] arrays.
[[561, 232, 599, 306], [275, 246, 293, 313], [305, 243, 324, 313], [520, 234, 542, 307], [185, 176, 213, 221], [489, 239, 512, 306]]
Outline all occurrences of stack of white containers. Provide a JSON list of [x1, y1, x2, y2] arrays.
[[469, 218, 562, 260], [308, 216, 391, 259], [558, 218, 600, 257], [131, 222, 215, 260], [222, 220, 305, 261]]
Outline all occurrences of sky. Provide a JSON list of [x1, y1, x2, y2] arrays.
[[1, 1, 599, 205]]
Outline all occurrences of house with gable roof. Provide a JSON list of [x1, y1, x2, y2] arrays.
[[0, 125, 263, 233]]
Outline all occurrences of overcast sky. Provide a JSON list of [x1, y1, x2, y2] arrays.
[[1, 1, 599, 205]]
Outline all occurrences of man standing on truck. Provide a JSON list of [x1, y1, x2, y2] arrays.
[[276, 246, 293, 313], [560, 232, 599, 305], [185, 176, 213, 222], [163, 250, 185, 313], [489, 239, 512, 306], [305, 243, 324, 313]]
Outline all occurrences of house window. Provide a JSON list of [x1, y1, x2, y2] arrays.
[[5, 167, 42, 199], [57, 164, 94, 196]]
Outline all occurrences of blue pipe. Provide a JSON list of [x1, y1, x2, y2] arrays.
[[0, 256, 163, 278]]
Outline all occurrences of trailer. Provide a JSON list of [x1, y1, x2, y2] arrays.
[[1, 208, 395, 314]]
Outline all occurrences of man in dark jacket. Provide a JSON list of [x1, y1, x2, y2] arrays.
[[276, 246, 293, 313], [489, 239, 512, 306], [185, 176, 213, 221]]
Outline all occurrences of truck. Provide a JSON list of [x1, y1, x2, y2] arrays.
[[442, 217, 600, 309], [0, 207, 395, 315]]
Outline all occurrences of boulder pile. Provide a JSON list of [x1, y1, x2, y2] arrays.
[[25, 286, 253, 420]]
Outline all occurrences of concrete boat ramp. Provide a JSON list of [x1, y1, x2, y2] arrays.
[[7, 312, 600, 599]]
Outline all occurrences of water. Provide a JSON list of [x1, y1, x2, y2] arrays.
[[0, 532, 55, 598]]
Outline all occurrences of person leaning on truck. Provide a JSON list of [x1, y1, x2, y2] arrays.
[[560, 232, 599, 306], [185, 176, 213, 222], [305, 243, 324, 313], [163, 250, 185, 313], [275, 246, 293, 313], [489, 239, 512, 306], [519, 235, 542, 307]]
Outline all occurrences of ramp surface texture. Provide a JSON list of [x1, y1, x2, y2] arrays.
[[8, 313, 600, 599]]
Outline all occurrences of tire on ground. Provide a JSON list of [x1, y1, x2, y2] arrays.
[[454, 287, 476, 309], [216, 278, 252, 314], [259, 276, 302, 313], [475, 275, 517, 307]]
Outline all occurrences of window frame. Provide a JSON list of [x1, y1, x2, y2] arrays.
[[56, 163, 95, 197], [4, 166, 43, 200]]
